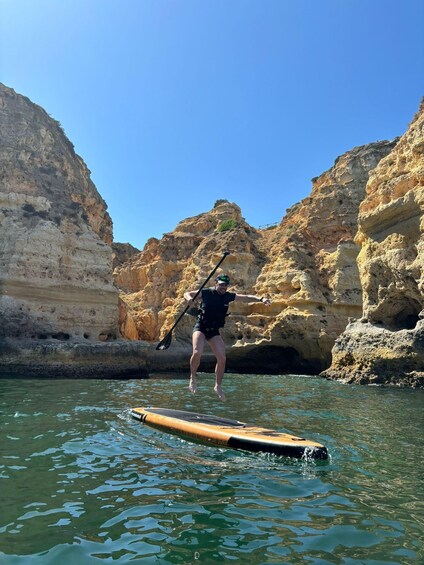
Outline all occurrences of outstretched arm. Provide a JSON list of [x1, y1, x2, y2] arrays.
[[184, 290, 201, 303], [234, 294, 271, 305]]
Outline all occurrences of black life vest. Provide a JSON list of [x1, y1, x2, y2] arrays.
[[198, 288, 236, 328]]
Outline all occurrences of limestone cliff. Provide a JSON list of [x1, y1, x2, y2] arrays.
[[2, 81, 421, 385], [112, 242, 140, 269], [115, 137, 395, 374], [0, 83, 119, 342], [114, 200, 267, 344], [322, 100, 424, 387], [248, 140, 397, 372]]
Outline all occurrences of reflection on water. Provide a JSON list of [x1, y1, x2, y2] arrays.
[[0, 375, 423, 564]]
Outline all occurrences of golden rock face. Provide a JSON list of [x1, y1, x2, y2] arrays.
[[0, 84, 119, 342], [115, 101, 423, 382], [114, 136, 397, 374], [323, 100, 424, 386], [358, 102, 423, 329], [1, 81, 422, 384]]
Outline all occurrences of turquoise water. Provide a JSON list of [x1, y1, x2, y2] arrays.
[[1, 374, 423, 564]]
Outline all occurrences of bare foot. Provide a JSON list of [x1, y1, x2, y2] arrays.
[[188, 378, 197, 394], [214, 385, 226, 402]]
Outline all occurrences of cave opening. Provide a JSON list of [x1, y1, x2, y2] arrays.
[[227, 345, 322, 374], [373, 298, 421, 331]]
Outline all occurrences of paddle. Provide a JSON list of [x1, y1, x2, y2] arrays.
[[156, 251, 230, 350]]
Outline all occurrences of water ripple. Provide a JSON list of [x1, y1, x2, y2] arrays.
[[0, 375, 423, 564]]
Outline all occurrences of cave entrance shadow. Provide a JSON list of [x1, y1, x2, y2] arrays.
[[226, 345, 323, 375]]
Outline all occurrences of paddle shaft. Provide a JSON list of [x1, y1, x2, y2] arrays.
[[156, 251, 230, 350]]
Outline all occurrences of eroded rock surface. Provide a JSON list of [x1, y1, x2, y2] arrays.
[[322, 100, 424, 387], [112, 242, 140, 269], [2, 82, 422, 385], [114, 200, 267, 345], [0, 83, 119, 343], [247, 140, 397, 372], [115, 137, 396, 374]]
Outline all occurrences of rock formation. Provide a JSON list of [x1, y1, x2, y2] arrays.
[[115, 137, 395, 374], [112, 242, 139, 270], [114, 200, 268, 345], [2, 82, 422, 386], [247, 140, 397, 372], [322, 100, 424, 387], [0, 83, 119, 343]]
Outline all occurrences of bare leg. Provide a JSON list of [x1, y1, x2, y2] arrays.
[[189, 331, 205, 394], [208, 335, 227, 401]]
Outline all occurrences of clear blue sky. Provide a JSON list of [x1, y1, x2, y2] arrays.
[[1, 0, 423, 249]]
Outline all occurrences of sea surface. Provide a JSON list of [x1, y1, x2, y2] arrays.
[[0, 374, 423, 564]]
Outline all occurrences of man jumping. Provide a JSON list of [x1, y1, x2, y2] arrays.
[[184, 274, 270, 401]]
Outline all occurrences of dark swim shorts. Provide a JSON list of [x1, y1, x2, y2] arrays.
[[193, 322, 220, 340]]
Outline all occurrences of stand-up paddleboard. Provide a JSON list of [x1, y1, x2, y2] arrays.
[[131, 407, 328, 460]]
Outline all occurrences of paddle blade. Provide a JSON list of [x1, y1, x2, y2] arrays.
[[156, 331, 172, 350]]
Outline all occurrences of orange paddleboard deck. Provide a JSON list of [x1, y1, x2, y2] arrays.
[[131, 407, 328, 460]]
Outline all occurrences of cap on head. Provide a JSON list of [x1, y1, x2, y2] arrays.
[[216, 274, 230, 285]]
